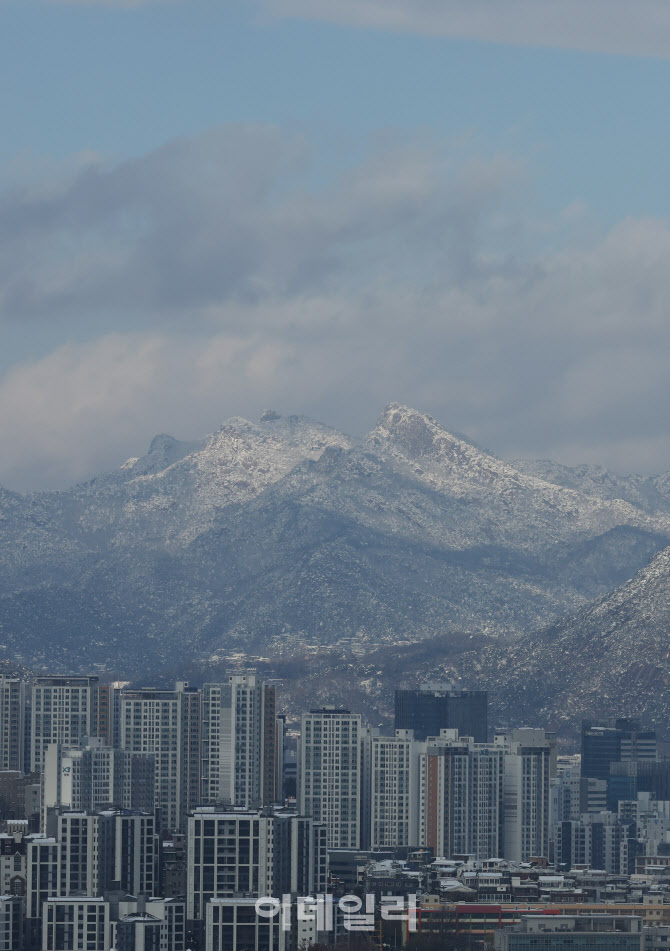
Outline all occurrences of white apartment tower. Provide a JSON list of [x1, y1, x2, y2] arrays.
[[187, 808, 327, 923], [200, 675, 277, 809], [0, 677, 24, 773], [30, 677, 99, 773], [370, 730, 424, 849], [419, 729, 504, 860], [187, 810, 276, 921], [299, 709, 363, 849], [120, 682, 200, 832], [496, 728, 556, 862], [206, 898, 284, 951], [42, 739, 155, 824], [42, 898, 111, 951]]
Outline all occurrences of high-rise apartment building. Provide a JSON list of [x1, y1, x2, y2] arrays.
[[42, 898, 111, 951], [120, 682, 200, 832], [200, 676, 277, 809], [0, 897, 21, 951], [0, 677, 24, 773], [30, 677, 99, 773], [206, 898, 284, 951], [419, 729, 504, 860], [271, 809, 328, 898], [116, 897, 186, 951], [299, 709, 363, 849], [42, 896, 186, 951], [555, 811, 626, 874], [114, 811, 157, 896], [370, 730, 424, 849], [43, 739, 155, 822], [97, 683, 129, 750], [496, 728, 555, 862], [188, 810, 269, 921], [395, 683, 488, 743], [26, 835, 60, 933], [57, 811, 115, 897], [187, 808, 327, 923]]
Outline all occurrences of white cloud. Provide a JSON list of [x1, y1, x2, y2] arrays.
[[267, 0, 670, 59], [2, 125, 670, 488]]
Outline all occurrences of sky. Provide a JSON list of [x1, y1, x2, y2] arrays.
[[2, 0, 670, 489]]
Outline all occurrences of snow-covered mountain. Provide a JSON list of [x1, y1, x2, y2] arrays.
[[67, 412, 354, 546], [511, 457, 670, 517], [1, 403, 669, 678], [470, 546, 670, 734]]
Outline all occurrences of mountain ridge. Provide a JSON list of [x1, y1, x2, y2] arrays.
[[1, 403, 669, 697]]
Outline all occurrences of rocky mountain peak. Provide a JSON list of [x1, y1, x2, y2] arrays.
[[373, 403, 443, 457], [148, 433, 179, 455]]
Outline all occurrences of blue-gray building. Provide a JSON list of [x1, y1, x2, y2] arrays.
[[493, 915, 642, 950]]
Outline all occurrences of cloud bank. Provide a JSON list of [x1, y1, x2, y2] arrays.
[[268, 0, 670, 59], [33, 0, 670, 59], [2, 125, 670, 489]]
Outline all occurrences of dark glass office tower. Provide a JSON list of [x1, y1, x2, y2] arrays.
[[581, 718, 657, 781], [394, 683, 487, 742]]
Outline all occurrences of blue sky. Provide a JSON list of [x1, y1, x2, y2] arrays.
[[2, 0, 670, 488], [4, 1, 669, 221]]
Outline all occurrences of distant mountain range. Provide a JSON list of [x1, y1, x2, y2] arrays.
[[2, 402, 670, 735]]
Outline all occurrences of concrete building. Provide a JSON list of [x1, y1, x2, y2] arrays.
[[0, 678, 24, 773], [493, 914, 642, 950], [159, 835, 186, 899], [645, 924, 670, 950], [205, 898, 284, 951], [120, 682, 200, 832], [550, 766, 609, 843], [56, 812, 115, 898], [299, 709, 363, 849], [114, 811, 157, 896], [43, 739, 155, 824], [0, 771, 40, 821], [26, 836, 60, 922], [555, 811, 628, 874], [496, 728, 555, 862], [30, 677, 99, 774], [200, 676, 278, 809], [41, 895, 185, 951], [0, 833, 26, 899], [0, 896, 22, 951], [187, 808, 327, 923], [96, 684, 127, 753], [271, 810, 328, 898], [370, 730, 424, 850], [187, 810, 277, 922], [42, 898, 111, 951], [115, 897, 185, 951], [419, 729, 504, 860], [116, 913, 161, 951]]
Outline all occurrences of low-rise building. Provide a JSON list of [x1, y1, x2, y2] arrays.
[[493, 914, 642, 950]]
